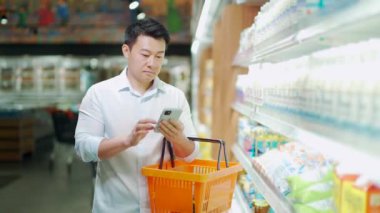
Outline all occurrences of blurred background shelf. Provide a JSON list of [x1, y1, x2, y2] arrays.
[[0, 43, 191, 56]]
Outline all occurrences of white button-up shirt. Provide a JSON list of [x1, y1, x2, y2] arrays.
[[75, 68, 199, 213]]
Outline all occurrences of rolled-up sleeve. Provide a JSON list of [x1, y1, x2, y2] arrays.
[[75, 86, 104, 162]]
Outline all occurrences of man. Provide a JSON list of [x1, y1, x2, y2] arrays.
[[75, 18, 199, 213]]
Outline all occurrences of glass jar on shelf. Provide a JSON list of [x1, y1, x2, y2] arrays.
[[253, 193, 270, 213]]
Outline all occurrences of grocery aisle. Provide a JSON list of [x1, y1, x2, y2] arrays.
[[1, 0, 379, 212]]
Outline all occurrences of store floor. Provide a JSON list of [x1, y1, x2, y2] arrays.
[[0, 140, 93, 213], [0, 139, 243, 213]]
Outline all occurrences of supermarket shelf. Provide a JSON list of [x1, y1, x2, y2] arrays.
[[232, 144, 293, 213], [232, 102, 380, 177], [233, 186, 252, 213], [0, 92, 84, 110], [235, 0, 380, 66]]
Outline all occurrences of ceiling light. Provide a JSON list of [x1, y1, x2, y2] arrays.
[[137, 12, 146, 20], [0, 15, 7, 25], [129, 1, 139, 10]]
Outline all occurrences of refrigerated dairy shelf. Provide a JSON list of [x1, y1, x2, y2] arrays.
[[232, 102, 380, 177], [232, 144, 293, 213], [234, 0, 380, 66]]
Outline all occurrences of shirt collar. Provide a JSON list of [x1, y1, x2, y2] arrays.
[[116, 67, 165, 93]]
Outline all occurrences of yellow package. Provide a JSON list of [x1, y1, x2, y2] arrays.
[[333, 171, 358, 213], [332, 171, 341, 212], [341, 177, 380, 213]]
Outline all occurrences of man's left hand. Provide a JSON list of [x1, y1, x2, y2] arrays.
[[159, 120, 187, 144]]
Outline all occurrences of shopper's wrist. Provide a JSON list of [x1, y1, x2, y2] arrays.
[[169, 133, 188, 145], [123, 134, 139, 148], [120, 135, 131, 148]]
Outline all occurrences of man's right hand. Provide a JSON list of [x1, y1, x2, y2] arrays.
[[98, 119, 156, 160], [127, 119, 156, 147]]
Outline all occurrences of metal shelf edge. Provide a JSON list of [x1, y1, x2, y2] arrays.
[[234, 185, 252, 213]]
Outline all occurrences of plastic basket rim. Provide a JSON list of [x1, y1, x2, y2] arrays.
[[141, 159, 242, 182]]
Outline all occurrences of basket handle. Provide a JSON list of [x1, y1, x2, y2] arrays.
[[158, 137, 229, 171]]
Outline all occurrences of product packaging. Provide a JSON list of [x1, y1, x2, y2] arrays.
[[340, 176, 380, 213]]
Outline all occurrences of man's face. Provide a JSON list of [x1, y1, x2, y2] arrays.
[[123, 35, 166, 85]]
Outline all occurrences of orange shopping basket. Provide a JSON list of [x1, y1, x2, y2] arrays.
[[142, 137, 242, 213]]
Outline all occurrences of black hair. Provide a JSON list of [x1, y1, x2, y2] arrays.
[[124, 18, 170, 50]]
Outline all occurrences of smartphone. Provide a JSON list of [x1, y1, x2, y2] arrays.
[[154, 108, 183, 132]]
